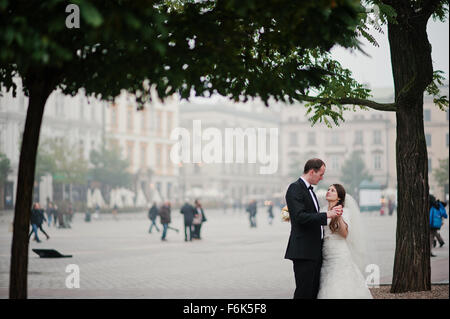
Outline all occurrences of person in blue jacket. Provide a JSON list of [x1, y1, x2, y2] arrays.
[[429, 195, 448, 257]]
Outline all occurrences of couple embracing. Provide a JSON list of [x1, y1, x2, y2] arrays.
[[284, 158, 373, 299]]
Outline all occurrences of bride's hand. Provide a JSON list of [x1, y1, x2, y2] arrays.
[[332, 205, 343, 216]]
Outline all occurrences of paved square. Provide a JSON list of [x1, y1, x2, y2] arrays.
[[0, 208, 448, 298]]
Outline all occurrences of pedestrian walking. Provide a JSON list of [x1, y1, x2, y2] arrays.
[[148, 202, 160, 233], [160, 201, 178, 241], [430, 196, 448, 256], [388, 198, 395, 216], [267, 201, 274, 225], [29, 202, 50, 242], [246, 200, 257, 228], [52, 202, 58, 226], [93, 204, 100, 220], [192, 199, 207, 239], [46, 201, 52, 227], [180, 200, 196, 241], [112, 204, 119, 221], [29, 203, 42, 243], [67, 201, 74, 226], [380, 196, 386, 216], [46, 202, 56, 227], [60, 200, 72, 228], [56, 201, 67, 228], [84, 208, 92, 222], [166, 202, 179, 233]]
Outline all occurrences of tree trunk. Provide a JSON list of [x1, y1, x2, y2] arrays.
[[9, 74, 53, 299], [387, 10, 433, 293]]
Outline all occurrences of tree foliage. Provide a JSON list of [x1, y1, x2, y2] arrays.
[[35, 138, 88, 185], [0, 152, 11, 183], [297, 0, 448, 124], [340, 150, 373, 202], [0, 0, 366, 106], [88, 143, 132, 190]]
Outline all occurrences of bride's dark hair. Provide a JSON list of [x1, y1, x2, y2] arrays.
[[329, 184, 346, 233]]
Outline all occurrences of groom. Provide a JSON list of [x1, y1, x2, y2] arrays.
[[284, 158, 342, 299]]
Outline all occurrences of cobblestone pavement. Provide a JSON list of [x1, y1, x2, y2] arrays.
[[0, 208, 448, 298]]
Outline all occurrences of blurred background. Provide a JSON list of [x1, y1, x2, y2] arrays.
[[0, 19, 448, 216]]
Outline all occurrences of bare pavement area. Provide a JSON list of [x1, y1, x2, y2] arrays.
[[0, 208, 448, 299]]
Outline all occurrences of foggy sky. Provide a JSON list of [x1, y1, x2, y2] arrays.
[[330, 17, 449, 90]]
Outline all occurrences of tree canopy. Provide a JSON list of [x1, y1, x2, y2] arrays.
[[1, 0, 368, 106]]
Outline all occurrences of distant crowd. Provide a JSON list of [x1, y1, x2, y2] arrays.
[[28, 200, 74, 243], [147, 199, 207, 242]]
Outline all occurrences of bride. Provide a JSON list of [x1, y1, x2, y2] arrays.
[[316, 184, 373, 299]]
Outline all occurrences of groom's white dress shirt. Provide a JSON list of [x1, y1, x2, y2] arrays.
[[300, 177, 323, 239]]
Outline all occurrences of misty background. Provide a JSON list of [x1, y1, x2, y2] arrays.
[[0, 17, 448, 213]]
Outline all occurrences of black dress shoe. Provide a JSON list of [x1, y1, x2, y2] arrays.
[[440, 242, 445, 248]]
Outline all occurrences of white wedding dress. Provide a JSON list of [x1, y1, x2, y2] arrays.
[[317, 212, 373, 299]]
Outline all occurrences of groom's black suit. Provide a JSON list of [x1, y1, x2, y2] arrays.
[[284, 177, 328, 299]]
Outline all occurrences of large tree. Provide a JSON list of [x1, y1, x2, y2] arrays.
[[0, 0, 365, 298], [296, 1, 449, 292]]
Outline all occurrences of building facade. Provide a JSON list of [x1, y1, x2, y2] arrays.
[[423, 88, 449, 201], [0, 78, 106, 207], [1, 80, 448, 208], [104, 92, 180, 203], [178, 97, 283, 206], [0, 78, 181, 208], [280, 102, 392, 193], [279, 86, 449, 202]]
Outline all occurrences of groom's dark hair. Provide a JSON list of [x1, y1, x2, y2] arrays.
[[304, 158, 326, 174]]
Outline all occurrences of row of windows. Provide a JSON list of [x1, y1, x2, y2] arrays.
[[287, 151, 384, 172], [287, 109, 448, 123], [424, 109, 450, 122], [426, 158, 448, 172], [327, 154, 383, 171], [187, 163, 263, 176], [289, 131, 449, 148], [111, 107, 173, 136], [288, 130, 383, 146], [53, 94, 100, 122], [426, 133, 449, 148], [123, 142, 173, 174], [287, 114, 385, 123]]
